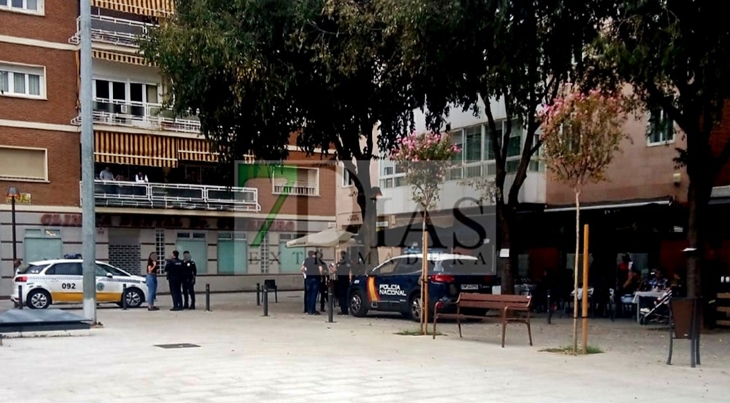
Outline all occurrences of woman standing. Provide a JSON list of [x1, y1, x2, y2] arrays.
[[146, 252, 160, 311]]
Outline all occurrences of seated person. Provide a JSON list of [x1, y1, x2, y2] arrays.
[[648, 269, 668, 290]]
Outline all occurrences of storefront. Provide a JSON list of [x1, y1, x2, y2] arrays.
[[0, 209, 334, 297]]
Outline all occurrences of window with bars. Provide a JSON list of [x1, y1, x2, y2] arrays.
[[272, 166, 319, 196], [260, 233, 270, 273], [0, 63, 44, 98], [155, 229, 165, 274]]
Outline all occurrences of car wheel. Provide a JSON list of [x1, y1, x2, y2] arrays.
[[407, 292, 422, 322], [27, 289, 51, 309], [122, 288, 144, 308], [349, 290, 368, 317]]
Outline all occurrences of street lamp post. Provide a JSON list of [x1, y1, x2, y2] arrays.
[[7, 187, 18, 263]]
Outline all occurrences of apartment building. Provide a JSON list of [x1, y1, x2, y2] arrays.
[[378, 97, 730, 280], [0, 1, 81, 296], [0, 1, 337, 297]]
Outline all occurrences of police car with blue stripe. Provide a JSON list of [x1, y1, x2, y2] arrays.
[[11, 257, 148, 309], [347, 249, 495, 321]]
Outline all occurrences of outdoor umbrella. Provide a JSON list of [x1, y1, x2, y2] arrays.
[[286, 228, 356, 248]]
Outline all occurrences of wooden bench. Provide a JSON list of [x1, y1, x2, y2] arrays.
[[432, 293, 533, 348]]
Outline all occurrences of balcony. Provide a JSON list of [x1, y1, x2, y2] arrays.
[[71, 98, 201, 134], [83, 180, 261, 212], [69, 15, 153, 48]]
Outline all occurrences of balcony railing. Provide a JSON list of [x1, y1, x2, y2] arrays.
[[83, 180, 261, 212], [273, 181, 318, 196], [71, 98, 201, 134], [69, 15, 153, 47]]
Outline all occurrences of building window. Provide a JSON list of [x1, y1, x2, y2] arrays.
[[272, 166, 319, 196], [648, 108, 674, 145], [155, 229, 165, 274], [0, 0, 43, 14], [93, 79, 160, 118], [464, 125, 482, 163], [342, 165, 354, 187], [0, 62, 45, 98], [0, 146, 47, 181]]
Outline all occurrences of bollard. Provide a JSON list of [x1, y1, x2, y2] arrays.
[[327, 280, 334, 323], [262, 285, 269, 316], [205, 283, 211, 312], [256, 283, 261, 306], [122, 284, 127, 310], [547, 289, 552, 324], [18, 285, 23, 310]]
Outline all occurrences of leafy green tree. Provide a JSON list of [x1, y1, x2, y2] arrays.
[[591, 0, 730, 298], [378, 0, 608, 293], [142, 0, 415, 265]]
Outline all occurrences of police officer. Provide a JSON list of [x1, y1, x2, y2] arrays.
[[335, 251, 351, 315], [301, 250, 323, 315], [165, 250, 184, 311], [182, 251, 197, 310]]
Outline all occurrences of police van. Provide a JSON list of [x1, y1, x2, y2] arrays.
[[11, 259, 148, 309], [347, 250, 495, 321]]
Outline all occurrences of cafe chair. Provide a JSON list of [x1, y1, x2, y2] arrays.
[[264, 279, 278, 303]]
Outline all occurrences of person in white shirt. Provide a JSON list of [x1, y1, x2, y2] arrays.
[[135, 171, 148, 183]]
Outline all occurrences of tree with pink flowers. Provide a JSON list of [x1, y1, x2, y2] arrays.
[[539, 88, 630, 353], [392, 131, 460, 333]]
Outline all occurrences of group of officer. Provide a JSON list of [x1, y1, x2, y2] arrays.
[[164, 250, 198, 311], [301, 250, 361, 316]]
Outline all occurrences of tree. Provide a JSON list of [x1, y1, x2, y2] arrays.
[[540, 88, 629, 353], [142, 0, 415, 267], [378, 0, 610, 294], [589, 0, 730, 298], [392, 131, 460, 334]]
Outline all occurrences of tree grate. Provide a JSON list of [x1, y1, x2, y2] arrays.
[[154, 343, 200, 349]]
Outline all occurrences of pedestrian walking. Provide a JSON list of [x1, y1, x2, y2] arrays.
[[146, 252, 159, 311], [165, 250, 184, 311], [182, 251, 197, 310], [301, 250, 323, 315]]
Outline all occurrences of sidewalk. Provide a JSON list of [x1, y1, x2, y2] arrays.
[[0, 293, 728, 403]]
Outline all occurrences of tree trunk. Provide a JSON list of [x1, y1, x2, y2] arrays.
[[685, 178, 711, 298], [572, 189, 581, 354], [354, 159, 379, 269], [421, 217, 428, 334], [498, 205, 517, 295]]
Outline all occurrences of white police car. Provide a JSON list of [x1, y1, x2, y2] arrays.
[[10, 259, 148, 309]]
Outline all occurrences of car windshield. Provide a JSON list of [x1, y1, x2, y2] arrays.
[[98, 263, 131, 277], [17, 264, 47, 275]]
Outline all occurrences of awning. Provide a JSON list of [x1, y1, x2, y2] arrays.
[[177, 137, 218, 163], [91, 0, 174, 17], [92, 50, 147, 67], [94, 131, 178, 168], [286, 228, 355, 248]]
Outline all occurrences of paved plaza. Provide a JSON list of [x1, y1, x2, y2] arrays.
[[0, 292, 728, 403]]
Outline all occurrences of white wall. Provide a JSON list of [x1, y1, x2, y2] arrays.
[[92, 59, 161, 87], [413, 96, 507, 133], [379, 172, 546, 217]]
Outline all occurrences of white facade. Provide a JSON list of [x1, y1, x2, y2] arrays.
[[379, 97, 546, 219]]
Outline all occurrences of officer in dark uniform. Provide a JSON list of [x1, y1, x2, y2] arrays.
[[165, 250, 184, 311], [182, 251, 197, 310], [335, 251, 351, 315]]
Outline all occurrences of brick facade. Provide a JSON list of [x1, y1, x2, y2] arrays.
[[711, 105, 730, 187], [0, 43, 78, 126], [0, 127, 81, 206], [0, 2, 78, 44]]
